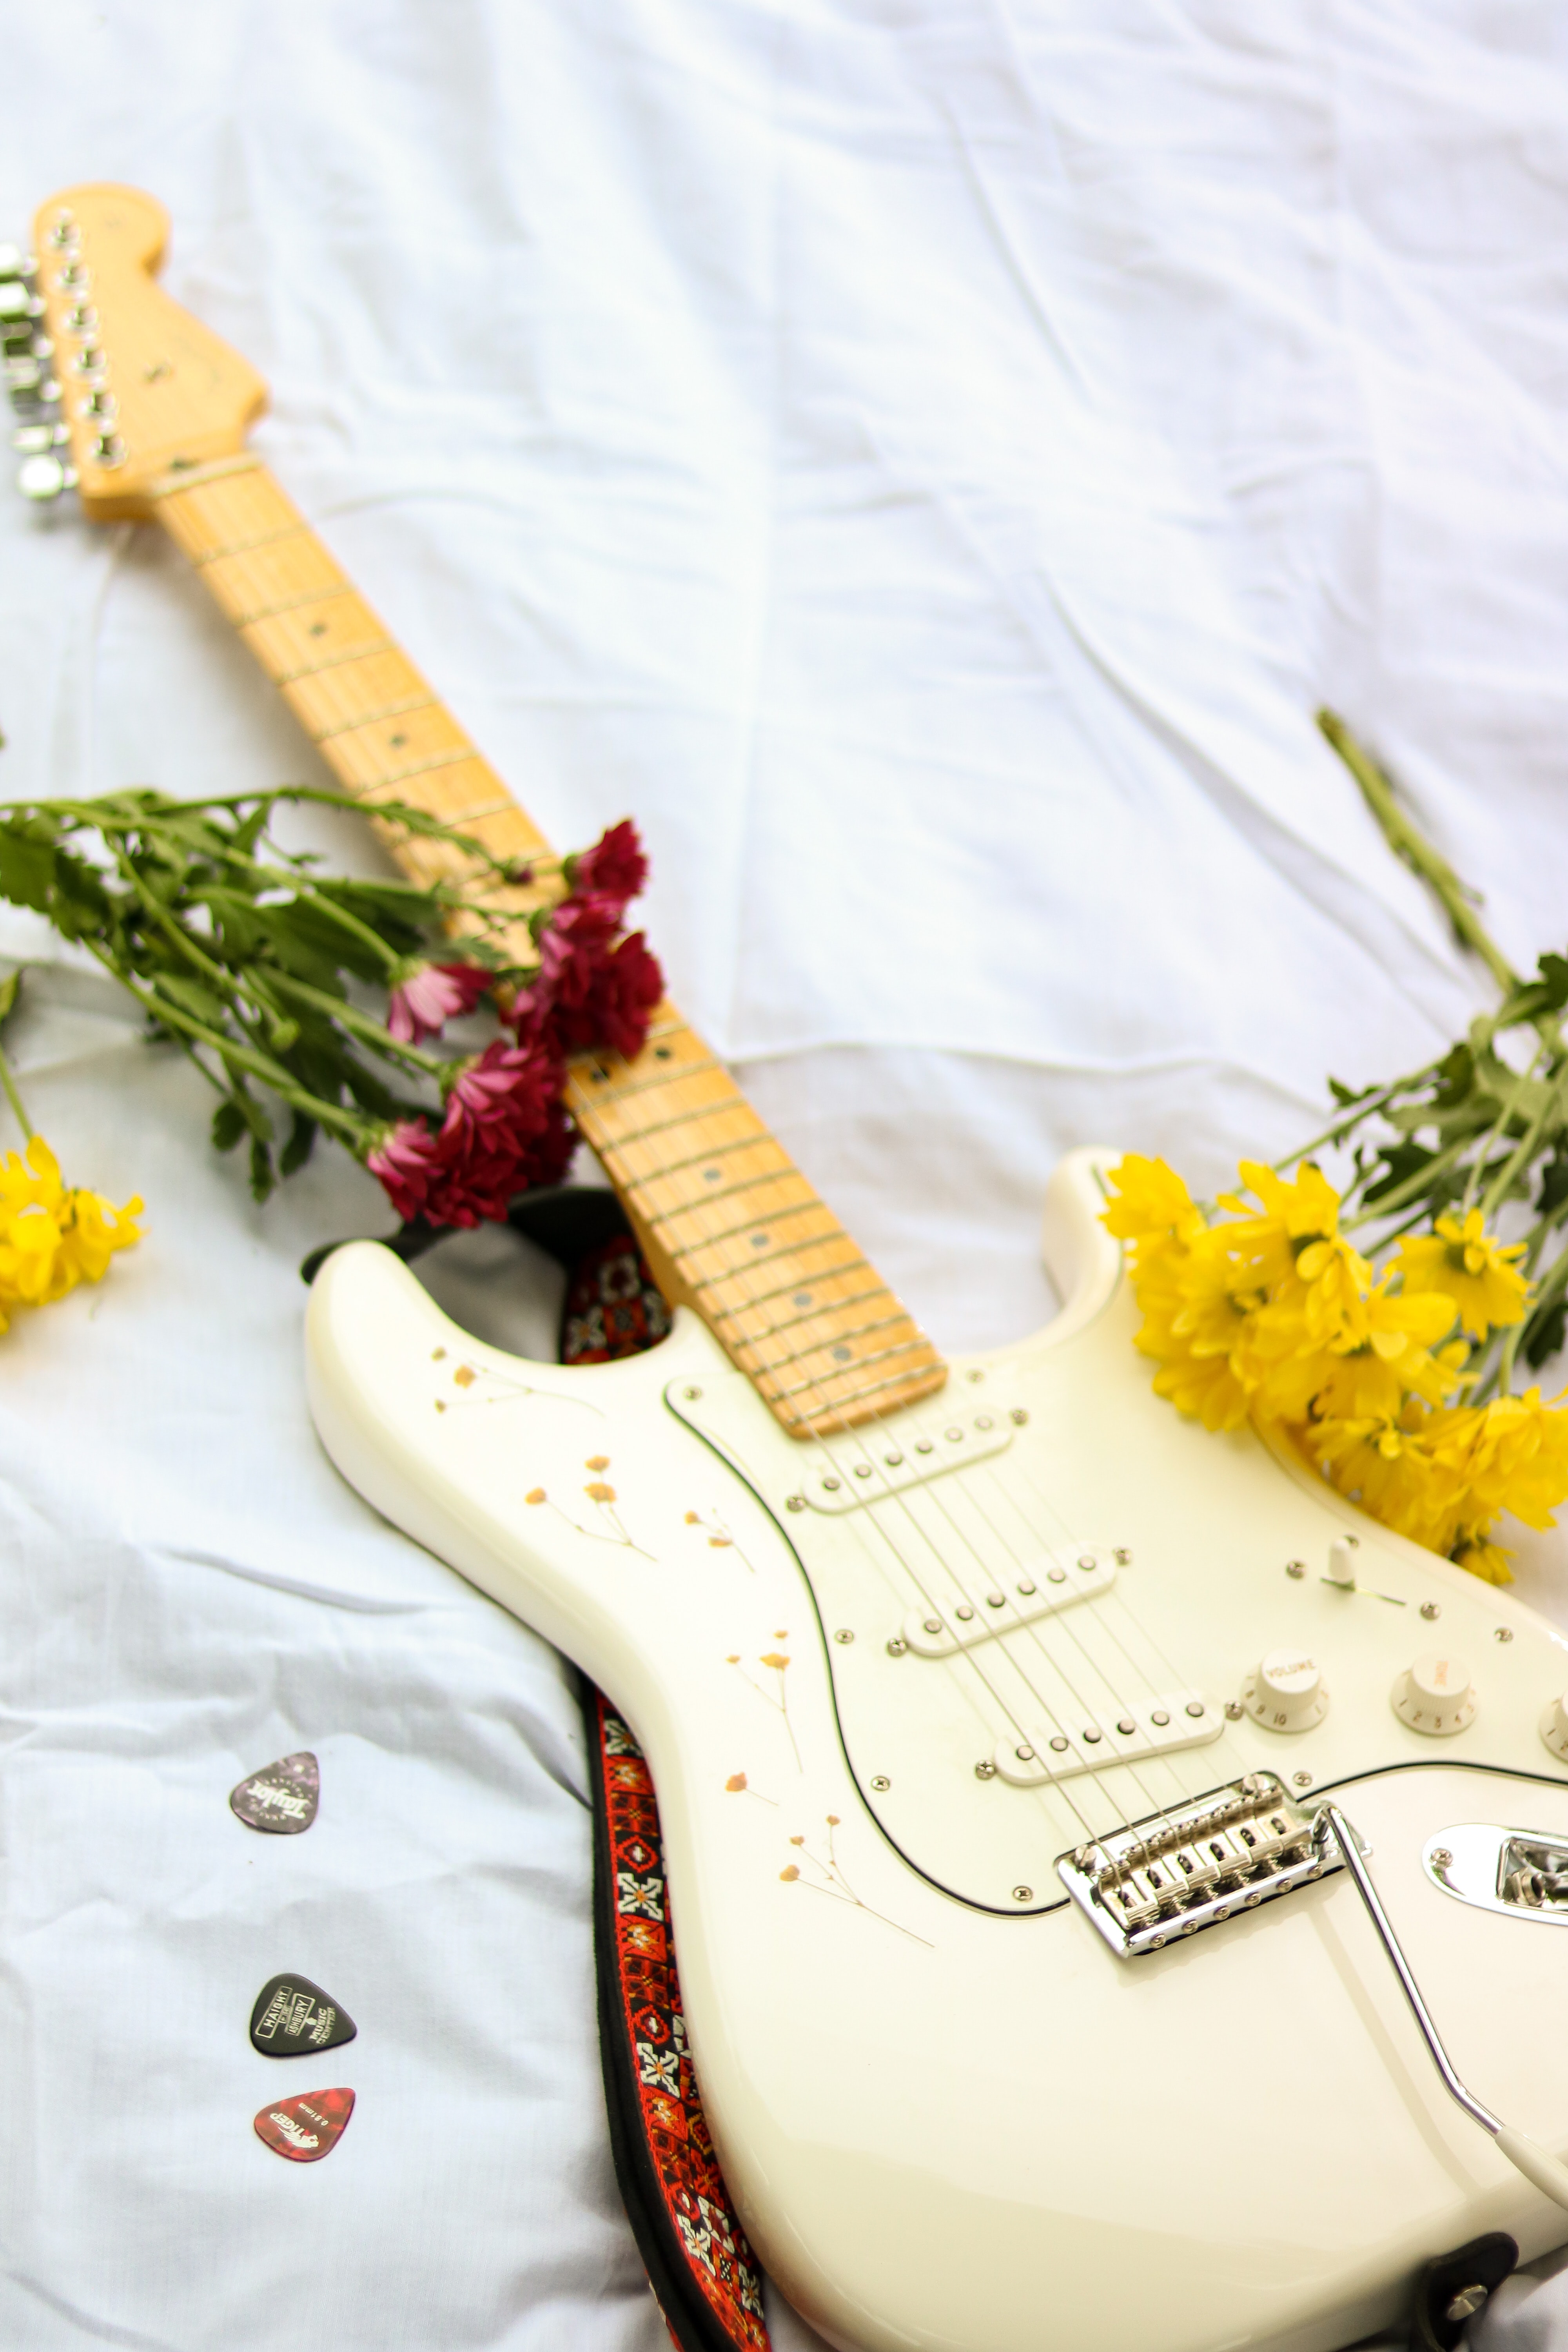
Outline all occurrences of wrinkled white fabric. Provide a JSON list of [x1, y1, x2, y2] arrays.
[[1, 3, 1567, 2346]]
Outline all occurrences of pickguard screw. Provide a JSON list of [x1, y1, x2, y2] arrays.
[[833, 1627, 855, 1644], [1495, 1626, 1514, 1642], [974, 1759, 996, 1779], [1114, 1547, 1132, 1566], [786, 1495, 806, 1512], [1420, 1601, 1439, 1620], [1012, 1885, 1033, 1903], [966, 1368, 984, 1383], [1292, 1771, 1313, 1788], [1224, 1700, 1244, 1720], [1431, 1847, 1453, 1869], [682, 1385, 702, 1401], [886, 1637, 907, 1657], [870, 1774, 890, 1792], [1009, 1408, 1029, 1426], [1286, 1561, 1306, 1579]]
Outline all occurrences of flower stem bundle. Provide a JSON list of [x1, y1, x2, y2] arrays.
[[1104, 714, 1568, 1584], [0, 788, 661, 1228]]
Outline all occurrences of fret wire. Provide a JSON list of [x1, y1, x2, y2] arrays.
[[727, 1282, 892, 1351], [611, 1132, 771, 1184], [588, 1097, 755, 1154], [356, 746, 481, 791], [748, 1305, 909, 1377], [702, 1258, 871, 1322], [193, 520, 309, 567], [274, 638, 394, 684], [577, 1055, 723, 1112], [772, 1359, 939, 1426], [234, 580, 356, 628], [765, 1336, 928, 1403], [665, 1194, 826, 1264], [638, 1161, 798, 1225], [311, 693, 437, 742], [686, 1229, 857, 1291]]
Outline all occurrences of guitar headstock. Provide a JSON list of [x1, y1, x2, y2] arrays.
[[3, 184, 267, 520]]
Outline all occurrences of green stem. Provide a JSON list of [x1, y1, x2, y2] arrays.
[[1343, 1125, 1483, 1229], [1318, 710, 1520, 995], [1275, 1068, 1441, 1173], [0, 1040, 33, 1142]]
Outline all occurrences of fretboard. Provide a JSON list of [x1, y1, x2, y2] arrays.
[[150, 454, 947, 1436]]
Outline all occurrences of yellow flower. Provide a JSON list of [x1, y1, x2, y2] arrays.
[[1394, 1209, 1530, 1340], [1217, 1160, 1347, 1292], [1303, 1407, 1466, 1554], [1253, 1280, 1463, 1424], [1101, 1155, 1205, 1279], [1450, 1534, 1514, 1588], [0, 1135, 142, 1326]]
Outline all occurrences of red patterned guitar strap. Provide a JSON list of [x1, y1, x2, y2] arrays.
[[562, 1231, 771, 2352]]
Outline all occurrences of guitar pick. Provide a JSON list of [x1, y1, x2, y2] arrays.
[[250, 1973, 357, 2058], [230, 1751, 319, 1835], [254, 2086, 355, 2163]]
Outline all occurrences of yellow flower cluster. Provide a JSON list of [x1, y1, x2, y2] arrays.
[[0, 1134, 142, 1327], [1103, 1155, 1563, 1584]]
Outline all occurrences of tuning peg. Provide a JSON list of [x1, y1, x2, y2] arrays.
[[16, 451, 75, 501], [5, 355, 42, 394], [0, 281, 39, 324], [11, 422, 68, 455], [0, 243, 32, 281]]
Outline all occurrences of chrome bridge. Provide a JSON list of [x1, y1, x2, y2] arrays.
[[1058, 1773, 1344, 1959]]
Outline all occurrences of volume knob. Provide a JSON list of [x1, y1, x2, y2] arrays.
[[1241, 1648, 1328, 1733], [1392, 1653, 1476, 1737]]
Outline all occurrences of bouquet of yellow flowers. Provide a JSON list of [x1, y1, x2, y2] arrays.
[[1104, 714, 1568, 1587]]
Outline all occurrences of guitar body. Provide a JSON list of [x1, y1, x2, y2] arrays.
[[307, 1149, 1568, 2352]]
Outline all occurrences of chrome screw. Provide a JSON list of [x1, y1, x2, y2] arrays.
[[870, 1774, 890, 1792], [1420, 1601, 1439, 1620], [965, 1368, 984, 1383], [974, 1759, 996, 1779], [1114, 1547, 1132, 1566], [1224, 1699, 1244, 1721], [681, 1385, 701, 1401], [885, 1636, 907, 1657], [1009, 1408, 1029, 1426], [1286, 1560, 1306, 1579], [1013, 1885, 1033, 1903], [1446, 2287, 1490, 2327], [1293, 1771, 1313, 1788], [833, 1628, 854, 1645], [1495, 1626, 1514, 1643], [785, 1495, 805, 1512], [1431, 1847, 1453, 1870]]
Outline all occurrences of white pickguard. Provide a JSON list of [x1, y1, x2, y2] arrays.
[[305, 1149, 1568, 2352]]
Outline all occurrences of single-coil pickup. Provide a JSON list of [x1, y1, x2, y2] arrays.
[[901, 1546, 1115, 1657], [991, 1689, 1221, 1785], [798, 1411, 1014, 1514]]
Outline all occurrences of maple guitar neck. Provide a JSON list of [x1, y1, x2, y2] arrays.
[[145, 454, 946, 1437]]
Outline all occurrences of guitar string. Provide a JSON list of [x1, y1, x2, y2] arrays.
[[600, 1104, 1210, 1858], [189, 498, 1252, 1841], [592, 1097, 1132, 1846]]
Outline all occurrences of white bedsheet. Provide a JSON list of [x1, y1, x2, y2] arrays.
[[2, 4, 1567, 2346]]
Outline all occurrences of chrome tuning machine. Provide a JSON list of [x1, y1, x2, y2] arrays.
[[2, 240, 75, 502]]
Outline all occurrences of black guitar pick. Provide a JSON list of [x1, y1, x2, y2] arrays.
[[230, 1751, 319, 1835], [250, 1973, 356, 2058]]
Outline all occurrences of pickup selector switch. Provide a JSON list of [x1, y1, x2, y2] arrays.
[[1392, 1653, 1476, 1737], [1240, 1648, 1328, 1733]]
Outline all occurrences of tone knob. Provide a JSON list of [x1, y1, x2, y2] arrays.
[[1392, 1653, 1476, 1737], [1540, 1693, 1568, 1762], [1240, 1647, 1328, 1733]]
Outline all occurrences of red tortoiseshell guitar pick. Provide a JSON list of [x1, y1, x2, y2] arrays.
[[254, 2087, 355, 2163]]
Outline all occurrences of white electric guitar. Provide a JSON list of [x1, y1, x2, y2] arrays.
[[15, 187, 1568, 2352]]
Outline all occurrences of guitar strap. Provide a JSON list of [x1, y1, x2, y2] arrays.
[[559, 1224, 772, 2352]]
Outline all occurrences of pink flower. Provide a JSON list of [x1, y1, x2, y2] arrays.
[[437, 1036, 561, 1163], [386, 961, 493, 1045], [366, 1118, 446, 1223], [366, 1037, 577, 1229], [564, 820, 647, 920]]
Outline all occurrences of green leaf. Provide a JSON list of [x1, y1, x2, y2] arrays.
[[0, 969, 20, 1031], [152, 972, 232, 1030], [1525, 1299, 1568, 1371], [279, 1111, 317, 1177], [249, 1133, 275, 1202], [0, 823, 56, 912], [211, 1098, 247, 1154]]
